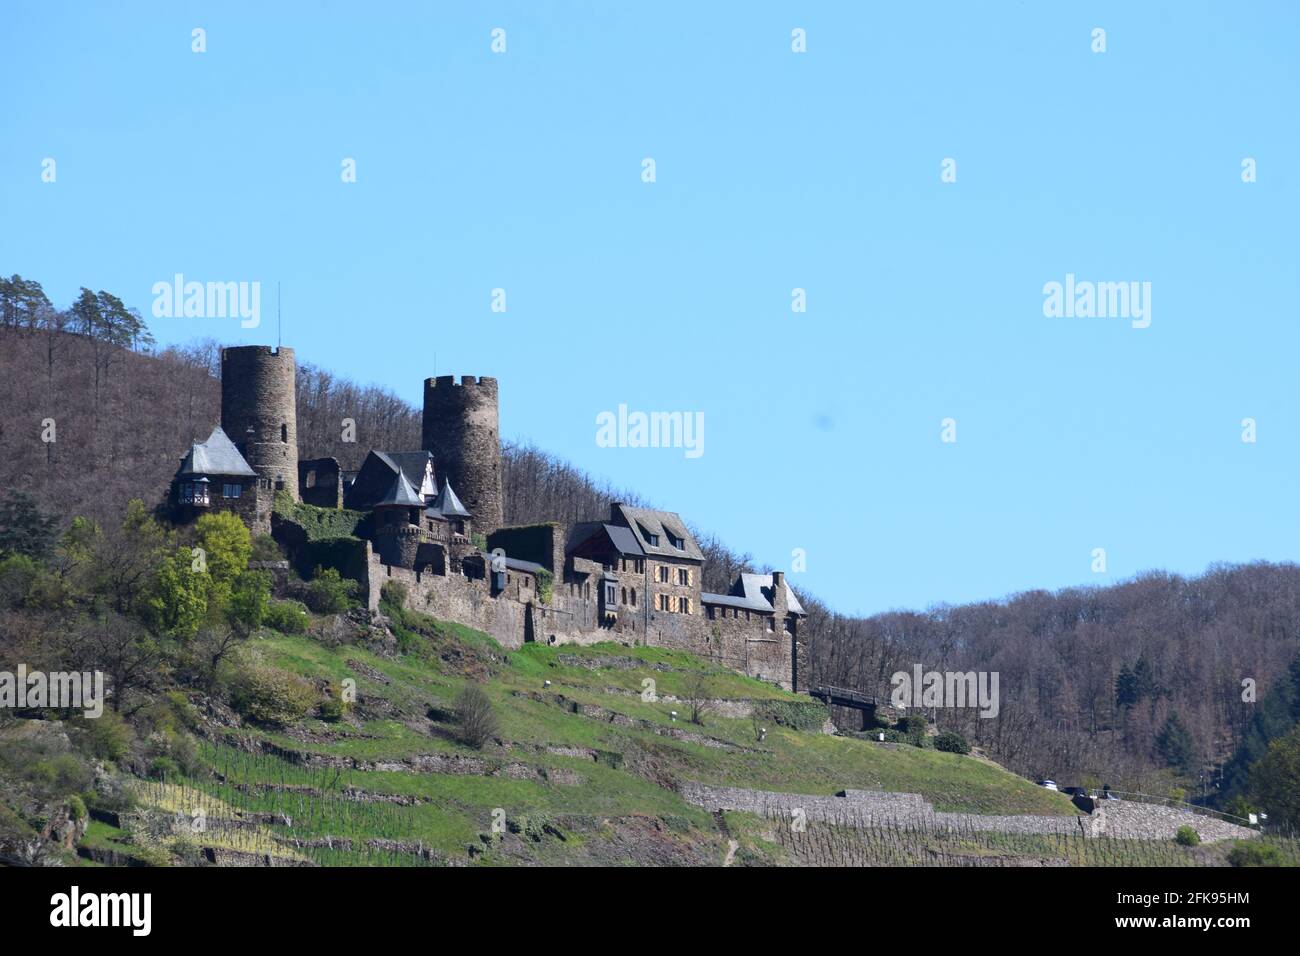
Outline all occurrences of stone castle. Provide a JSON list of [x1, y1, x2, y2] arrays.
[[172, 345, 804, 690]]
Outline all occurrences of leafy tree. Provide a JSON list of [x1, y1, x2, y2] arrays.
[[227, 570, 271, 638], [195, 511, 252, 592], [0, 491, 58, 561], [90, 500, 167, 614], [144, 546, 210, 639]]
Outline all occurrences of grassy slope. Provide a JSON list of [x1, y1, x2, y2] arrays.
[[136, 609, 1080, 865]]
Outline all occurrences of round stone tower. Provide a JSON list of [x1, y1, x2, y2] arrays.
[[221, 345, 299, 501], [422, 375, 503, 533]]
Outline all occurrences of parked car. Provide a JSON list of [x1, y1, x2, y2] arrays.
[[1038, 779, 1058, 791]]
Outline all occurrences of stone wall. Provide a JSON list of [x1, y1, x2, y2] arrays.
[[679, 783, 1258, 844], [298, 457, 342, 509]]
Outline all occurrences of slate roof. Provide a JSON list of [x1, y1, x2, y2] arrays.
[[701, 573, 806, 616], [177, 426, 258, 478], [739, 573, 805, 615], [564, 522, 646, 559], [700, 591, 771, 613], [614, 505, 703, 561], [428, 478, 471, 518], [374, 451, 435, 495], [374, 470, 425, 508]]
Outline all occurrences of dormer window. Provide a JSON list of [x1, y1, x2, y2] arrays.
[[668, 532, 684, 550], [646, 532, 659, 546]]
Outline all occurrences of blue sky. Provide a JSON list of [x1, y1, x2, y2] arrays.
[[2, 2, 1297, 616]]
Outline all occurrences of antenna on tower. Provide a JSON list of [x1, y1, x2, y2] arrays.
[[277, 282, 282, 349]]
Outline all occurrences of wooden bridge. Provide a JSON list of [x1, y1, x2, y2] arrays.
[[808, 685, 879, 729]]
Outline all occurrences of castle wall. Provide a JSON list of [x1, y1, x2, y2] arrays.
[[422, 375, 503, 534], [221, 346, 299, 501], [363, 543, 797, 688], [299, 457, 342, 509]]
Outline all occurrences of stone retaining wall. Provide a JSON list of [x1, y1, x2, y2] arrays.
[[679, 783, 1257, 844]]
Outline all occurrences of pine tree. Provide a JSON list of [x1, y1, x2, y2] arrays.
[[1156, 713, 1195, 772]]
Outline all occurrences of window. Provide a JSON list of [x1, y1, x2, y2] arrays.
[[646, 533, 660, 546], [621, 587, 627, 605], [223, 483, 241, 499], [657, 565, 670, 584], [605, 582, 617, 606], [668, 532, 684, 550], [677, 568, 690, 586], [678, 596, 691, 614], [766, 617, 775, 632], [659, 593, 670, 612], [281, 423, 288, 443], [706, 606, 715, 620], [630, 589, 636, 606]]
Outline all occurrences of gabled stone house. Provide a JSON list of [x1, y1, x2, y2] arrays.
[[172, 425, 273, 533]]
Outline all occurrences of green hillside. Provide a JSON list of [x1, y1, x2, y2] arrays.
[[52, 592, 1081, 867]]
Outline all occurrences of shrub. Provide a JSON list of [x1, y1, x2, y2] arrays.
[[148, 756, 179, 779], [934, 730, 971, 755], [305, 566, 359, 614], [380, 580, 408, 609], [251, 534, 283, 563], [229, 660, 320, 726], [1228, 841, 1281, 867], [454, 683, 499, 749], [895, 714, 929, 747], [535, 567, 554, 605], [75, 709, 133, 761], [66, 794, 87, 821], [756, 699, 828, 732], [0, 553, 38, 607], [264, 599, 309, 634], [1175, 825, 1201, 847]]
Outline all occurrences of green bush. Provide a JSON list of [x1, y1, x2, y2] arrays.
[[229, 660, 320, 726], [1175, 825, 1201, 847], [66, 794, 87, 821], [251, 534, 283, 562], [894, 714, 930, 747], [755, 699, 829, 732], [0, 553, 38, 607], [74, 709, 133, 761], [305, 566, 359, 614], [1228, 842, 1281, 867], [535, 568, 554, 604], [264, 599, 309, 634], [934, 730, 971, 755], [380, 580, 408, 609]]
